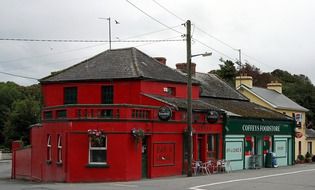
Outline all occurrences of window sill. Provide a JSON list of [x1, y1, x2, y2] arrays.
[[86, 163, 109, 168], [56, 161, 63, 166]]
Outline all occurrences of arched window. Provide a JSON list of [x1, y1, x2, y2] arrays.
[[47, 135, 52, 163], [57, 135, 62, 163]]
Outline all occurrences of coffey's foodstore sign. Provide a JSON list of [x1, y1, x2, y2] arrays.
[[226, 118, 293, 135]]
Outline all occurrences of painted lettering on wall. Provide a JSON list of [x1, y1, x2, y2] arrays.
[[242, 124, 280, 132]]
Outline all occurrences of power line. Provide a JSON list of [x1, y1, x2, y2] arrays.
[[150, 0, 275, 70], [193, 38, 236, 61], [0, 71, 38, 80], [125, 0, 184, 35], [151, 0, 185, 22], [0, 38, 183, 43]]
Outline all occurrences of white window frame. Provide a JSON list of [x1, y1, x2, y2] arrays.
[[47, 135, 52, 162], [88, 136, 107, 164], [57, 135, 62, 163]]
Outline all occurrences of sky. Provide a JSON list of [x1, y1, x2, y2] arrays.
[[1, 0, 315, 86]]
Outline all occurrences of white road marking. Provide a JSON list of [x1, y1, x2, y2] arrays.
[[189, 168, 315, 190], [111, 183, 139, 188]]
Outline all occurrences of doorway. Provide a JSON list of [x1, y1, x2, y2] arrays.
[[142, 136, 148, 178], [255, 136, 264, 168]]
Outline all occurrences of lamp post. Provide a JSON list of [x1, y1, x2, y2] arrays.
[[186, 20, 212, 177]]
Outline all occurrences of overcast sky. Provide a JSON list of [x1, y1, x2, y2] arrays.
[[1, 0, 315, 86]]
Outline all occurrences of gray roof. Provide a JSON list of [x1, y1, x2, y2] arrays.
[[305, 128, 315, 139], [195, 72, 248, 100], [143, 94, 220, 111], [201, 98, 291, 120], [40, 47, 194, 84], [243, 86, 309, 112]]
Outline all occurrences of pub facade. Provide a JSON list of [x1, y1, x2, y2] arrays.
[[12, 48, 224, 182]]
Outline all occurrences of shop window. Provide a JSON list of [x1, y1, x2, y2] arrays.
[[64, 87, 77, 104], [307, 142, 312, 154], [245, 136, 253, 156], [89, 135, 107, 164], [47, 135, 52, 163], [102, 86, 113, 104], [207, 134, 218, 159], [163, 87, 176, 96], [57, 135, 62, 164]]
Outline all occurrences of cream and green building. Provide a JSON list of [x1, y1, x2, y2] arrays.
[[235, 75, 313, 160]]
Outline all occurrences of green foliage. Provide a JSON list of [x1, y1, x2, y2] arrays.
[[0, 82, 41, 148], [297, 154, 305, 161], [210, 60, 315, 126]]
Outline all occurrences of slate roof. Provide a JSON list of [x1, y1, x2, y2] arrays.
[[305, 128, 315, 139], [195, 72, 248, 101], [201, 98, 290, 120], [242, 86, 309, 112], [143, 94, 220, 111], [40, 47, 195, 84]]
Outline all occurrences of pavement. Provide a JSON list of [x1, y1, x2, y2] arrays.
[[1, 161, 315, 190]]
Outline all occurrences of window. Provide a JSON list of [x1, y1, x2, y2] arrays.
[[44, 111, 53, 120], [47, 135, 52, 163], [89, 136, 107, 164], [207, 134, 218, 159], [163, 87, 176, 96], [308, 142, 312, 154], [64, 87, 77, 104], [57, 135, 62, 163], [56, 110, 67, 119], [298, 141, 302, 155], [102, 86, 113, 104]]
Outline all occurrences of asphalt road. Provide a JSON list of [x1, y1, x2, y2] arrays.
[[1, 161, 315, 190]]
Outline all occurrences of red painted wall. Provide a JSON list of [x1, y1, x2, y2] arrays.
[[15, 148, 32, 179], [42, 80, 198, 107]]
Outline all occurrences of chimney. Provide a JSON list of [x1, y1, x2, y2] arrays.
[[235, 75, 253, 89], [267, 81, 282, 93], [154, 57, 167, 65], [176, 63, 196, 75]]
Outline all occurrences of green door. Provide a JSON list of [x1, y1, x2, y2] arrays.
[[142, 136, 148, 178]]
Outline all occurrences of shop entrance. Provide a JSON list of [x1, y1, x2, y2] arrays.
[[254, 136, 264, 168], [142, 136, 148, 178]]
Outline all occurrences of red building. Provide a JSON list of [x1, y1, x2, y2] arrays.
[[12, 48, 224, 182]]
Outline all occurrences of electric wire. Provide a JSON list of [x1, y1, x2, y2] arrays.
[[0, 38, 183, 43], [150, 0, 275, 70], [0, 71, 38, 80], [125, 0, 184, 35]]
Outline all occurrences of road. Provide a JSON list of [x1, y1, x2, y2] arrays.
[[1, 161, 315, 190]]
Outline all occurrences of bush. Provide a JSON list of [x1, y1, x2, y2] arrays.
[[305, 152, 312, 159], [312, 155, 315, 162], [298, 154, 305, 161]]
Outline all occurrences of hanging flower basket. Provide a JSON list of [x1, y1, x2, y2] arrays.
[[88, 129, 106, 146], [131, 128, 145, 144]]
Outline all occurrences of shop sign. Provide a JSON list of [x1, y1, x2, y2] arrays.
[[295, 132, 303, 138], [242, 124, 280, 132], [158, 106, 172, 121], [207, 111, 219, 123], [226, 118, 293, 135]]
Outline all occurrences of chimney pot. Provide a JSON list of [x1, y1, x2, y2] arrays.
[[154, 57, 167, 65]]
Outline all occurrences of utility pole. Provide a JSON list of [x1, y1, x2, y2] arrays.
[[237, 49, 242, 86], [186, 19, 193, 177]]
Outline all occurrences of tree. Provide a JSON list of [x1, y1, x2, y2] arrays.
[[210, 58, 237, 86], [3, 99, 40, 147]]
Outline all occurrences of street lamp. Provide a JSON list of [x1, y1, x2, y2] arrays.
[[186, 20, 212, 177]]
